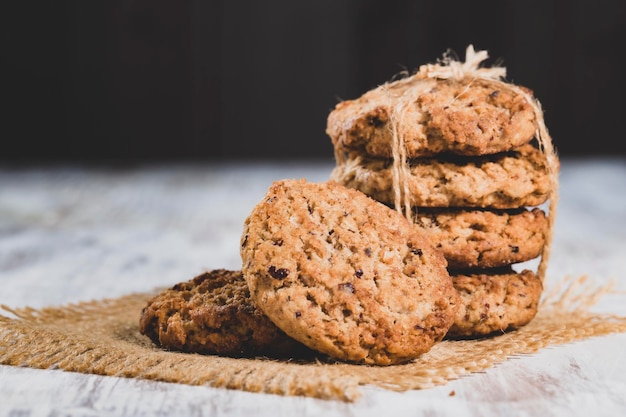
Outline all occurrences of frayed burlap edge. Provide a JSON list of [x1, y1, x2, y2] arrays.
[[1, 275, 625, 402]]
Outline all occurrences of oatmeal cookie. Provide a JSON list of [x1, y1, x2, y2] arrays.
[[241, 179, 460, 365], [139, 269, 306, 358], [331, 144, 553, 208], [327, 76, 536, 158], [447, 268, 543, 338], [414, 208, 548, 269]]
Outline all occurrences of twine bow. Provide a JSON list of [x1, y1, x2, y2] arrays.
[[417, 44, 507, 81]]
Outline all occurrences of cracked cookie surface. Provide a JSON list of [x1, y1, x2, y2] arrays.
[[139, 269, 305, 358], [331, 144, 553, 208], [241, 179, 460, 365], [414, 208, 548, 269], [327, 76, 536, 158]]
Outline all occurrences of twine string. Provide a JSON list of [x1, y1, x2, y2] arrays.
[[383, 45, 559, 282], [331, 45, 558, 282]]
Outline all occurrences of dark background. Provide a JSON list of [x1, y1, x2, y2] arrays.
[[2, 0, 625, 163]]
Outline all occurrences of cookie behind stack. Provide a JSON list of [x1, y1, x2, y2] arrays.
[[139, 269, 308, 357], [326, 46, 559, 338]]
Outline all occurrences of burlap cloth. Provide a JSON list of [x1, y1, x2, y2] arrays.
[[1, 275, 625, 402]]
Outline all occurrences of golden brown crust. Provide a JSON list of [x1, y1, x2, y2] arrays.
[[414, 208, 548, 269], [327, 77, 536, 158], [241, 179, 460, 365], [331, 144, 553, 208], [447, 268, 543, 338], [139, 269, 306, 358]]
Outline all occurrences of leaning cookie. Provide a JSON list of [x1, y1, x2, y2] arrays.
[[139, 269, 307, 358], [414, 207, 549, 269], [327, 76, 536, 158], [446, 268, 543, 338], [241, 179, 460, 365], [331, 144, 553, 208]]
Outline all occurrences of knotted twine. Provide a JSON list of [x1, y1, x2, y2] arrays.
[[355, 45, 559, 282]]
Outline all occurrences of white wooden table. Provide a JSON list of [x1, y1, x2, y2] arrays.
[[1, 158, 625, 417]]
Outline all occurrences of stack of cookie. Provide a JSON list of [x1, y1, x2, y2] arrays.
[[326, 46, 559, 338]]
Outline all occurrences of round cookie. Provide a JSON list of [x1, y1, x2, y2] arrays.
[[139, 269, 306, 358], [446, 268, 543, 338], [240, 179, 460, 365], [414, 207, 548, 269], [326, 76, 536, 158], [331, 144, 553, 209]]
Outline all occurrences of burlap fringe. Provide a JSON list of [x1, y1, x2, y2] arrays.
[[1, 275, 625, 402]]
